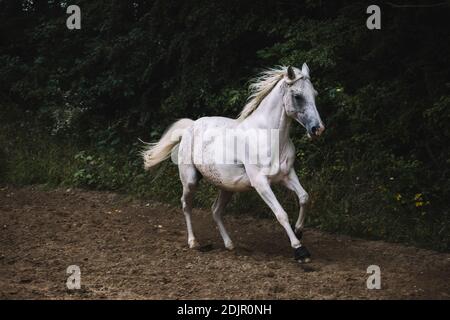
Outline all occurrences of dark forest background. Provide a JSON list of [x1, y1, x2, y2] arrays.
[[0, 0, 449, 250]]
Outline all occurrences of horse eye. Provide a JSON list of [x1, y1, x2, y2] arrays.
[[294, 94, 303, 101]]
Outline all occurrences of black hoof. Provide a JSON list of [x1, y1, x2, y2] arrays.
[[294, 246, 311, 263]]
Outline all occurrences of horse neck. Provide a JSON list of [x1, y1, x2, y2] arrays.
[[243, 81, 292, 142]]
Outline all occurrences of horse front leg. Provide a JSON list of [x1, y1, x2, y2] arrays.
[[282, 168, 309, 239], [246, 167, 311, 262]]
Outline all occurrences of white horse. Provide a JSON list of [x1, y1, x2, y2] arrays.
[[143, 64, 324, 262]]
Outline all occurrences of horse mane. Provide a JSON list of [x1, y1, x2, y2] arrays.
[[237, 66, 289, 121]]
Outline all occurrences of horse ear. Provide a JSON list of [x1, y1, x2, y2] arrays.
[[287, 66, 296, 80], [301, 63, 310, 78]]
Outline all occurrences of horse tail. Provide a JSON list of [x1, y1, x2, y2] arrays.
[[141, 118, 194, 170]]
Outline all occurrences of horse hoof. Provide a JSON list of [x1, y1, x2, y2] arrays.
[[297, 257, 311, 264], [294, 246, 311, 263], [188, 239, 200, 249], [225, 242, 235, 250]]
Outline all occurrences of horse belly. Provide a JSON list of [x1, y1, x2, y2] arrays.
[[196, 163, 252, 191]]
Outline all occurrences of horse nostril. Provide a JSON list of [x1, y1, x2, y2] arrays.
[[311, 126, 319, 135]]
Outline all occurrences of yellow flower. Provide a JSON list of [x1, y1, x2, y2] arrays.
[[395, 194, 402, 201], [414, 193, 423, 201], [415, 201, 424, 207]]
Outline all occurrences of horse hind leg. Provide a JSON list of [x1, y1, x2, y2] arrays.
[[179, 164, 200, 249], [212, 190, 234, 250]]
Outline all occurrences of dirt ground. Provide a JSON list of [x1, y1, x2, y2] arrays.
[[0, 185, 449, 299]]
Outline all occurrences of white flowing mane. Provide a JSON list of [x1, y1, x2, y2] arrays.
[[237, 66, 289, 120]]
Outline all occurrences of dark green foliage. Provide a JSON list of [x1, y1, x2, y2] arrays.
[[0, 1, 449, 251]]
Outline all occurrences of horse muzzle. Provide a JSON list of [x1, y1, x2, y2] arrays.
[[311, 124, 325, 136], [307, 123, 325, 138]]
